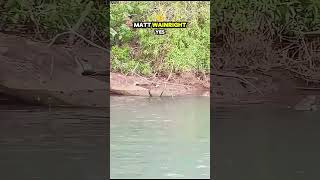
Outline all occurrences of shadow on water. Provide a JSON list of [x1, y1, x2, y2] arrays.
[[214, 102, 320, 180], [111, 96, 210, 179], [0, 102, 107, 180]]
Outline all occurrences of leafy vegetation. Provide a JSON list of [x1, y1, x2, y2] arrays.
[[211, 0, 320, 83], [1, 1, 210, 77], [110, 1, 210, 76], [0, 0, 107, 45], [212, 0, 320, 37]]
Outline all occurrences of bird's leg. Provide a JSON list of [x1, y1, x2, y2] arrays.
[[148, 89, 152, 97], [160, 83, 166, 97], [160, 90, 164, 97]]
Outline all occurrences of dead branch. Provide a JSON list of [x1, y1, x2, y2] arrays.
[[211, 71, 263, 96], [211, 71, 259, 81], [46, 18, 109, 53]]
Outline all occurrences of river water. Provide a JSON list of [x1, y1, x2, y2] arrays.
[[3, 95, 318, 179], [0, 104, 107, 180], [214, 102, 320, 180], [110, 96, 210, 179]]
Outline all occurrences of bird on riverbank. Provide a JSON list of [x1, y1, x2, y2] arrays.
[[134, 82, 160, 97]]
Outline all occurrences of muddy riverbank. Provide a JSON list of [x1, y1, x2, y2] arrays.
[[212, 69, 320, 108], [2, 32, 320, 107], [110, 72, 210, 97], [0, 32, 210, 108], [0, 32, 108, 107]]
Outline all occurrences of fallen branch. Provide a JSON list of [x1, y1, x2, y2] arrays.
[[212, 71, 264, 96], [47, 31, 71, 47], [286, 67, 320, 83], [47, 30, 109, 52], [166, 65, 173, 81], [46, 18, 109, 52], [50, 56, 54, 80], [68, 1, 93, 45], [211, 71, 259, 81], [160, 83, 167, 97]]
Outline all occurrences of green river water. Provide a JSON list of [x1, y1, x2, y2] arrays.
[[110, 96, 210, 179]]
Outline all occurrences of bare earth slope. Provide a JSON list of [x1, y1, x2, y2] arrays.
[[0, 32, 209, 107], [0, 32, 108, 107]]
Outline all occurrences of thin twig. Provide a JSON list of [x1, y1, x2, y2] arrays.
[[301, 37, 313, 70], [211, 71, 259, 81], [68, 1, 93, 45], [160, 83, 167, 97], [50, 56, 54, 80], [47, 31, 71, 47], [29, 11, 44, 40], [93, 26, 107, 47], [47, 30, 109, 52], [212, 71, 263, 96], [46, 18, 109, 52], [130, 62, 139, 76], [166, 65, 173, 81], [132, 72, 192, 88]]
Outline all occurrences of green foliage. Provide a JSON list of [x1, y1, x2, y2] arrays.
[[110, 1, 149, 45], [1, 1, 210, 77], [212, 0, 320, 36], [111, 45, 152, 76], [1, 0, 108, 42], [110, 1, 210, 76]]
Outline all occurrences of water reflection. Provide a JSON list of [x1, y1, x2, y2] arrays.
[[214, 103, 320, 180], [111, 96, 210, 179], [0, 104, 107, 180]]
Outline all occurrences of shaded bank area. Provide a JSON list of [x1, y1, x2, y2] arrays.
[[0, 31, 209, 108], [211, 55, 320, 110], [0, 0, 110, 107], [211, 1, 320, 107], [0, 32, 108, 107]]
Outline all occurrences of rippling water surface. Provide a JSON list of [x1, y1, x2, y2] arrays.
[[214, 102, 320, 180], [0, 104, 107, 180], [111, 96, 210, 179]]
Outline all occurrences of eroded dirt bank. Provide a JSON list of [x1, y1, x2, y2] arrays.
[[0, 32, 210, 107], [110, 72, 210, 97], [2, 32, 318, 107], [212, 69, 320, 108], [0, 32, 109, 107]]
